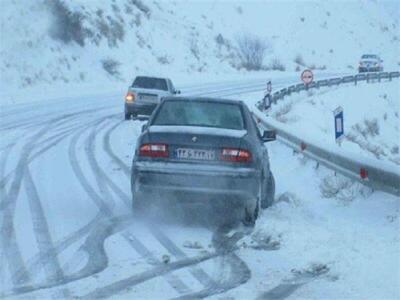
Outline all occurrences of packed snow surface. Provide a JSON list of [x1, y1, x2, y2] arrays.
[[0, 79, 399, 300]]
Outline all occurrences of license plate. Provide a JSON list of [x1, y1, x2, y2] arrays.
[[175, 148, 215, 160], [140, 95, 156, 101]]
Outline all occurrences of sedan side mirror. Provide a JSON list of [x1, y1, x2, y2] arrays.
[[141, 124, 147, 132], [262, 130, 276, 142]]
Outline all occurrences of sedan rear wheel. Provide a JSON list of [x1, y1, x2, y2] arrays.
[[124, 113, 131, 120], [242, 198, 259, 227]]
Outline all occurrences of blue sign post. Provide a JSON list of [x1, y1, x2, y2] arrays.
[[334, 106, 344, 145], [263, 81, 272, 110]]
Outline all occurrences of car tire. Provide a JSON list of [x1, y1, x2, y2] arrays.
[[131, 176, 143, 214], [124, 113, 131, 120], [242, 199, 259, 227], [261, 172, 275, 209]]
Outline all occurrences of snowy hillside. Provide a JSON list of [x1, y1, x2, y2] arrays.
[[1, 0, 399, 102]]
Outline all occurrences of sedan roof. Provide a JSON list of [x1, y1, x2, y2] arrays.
[[161, 96, 244, 106]]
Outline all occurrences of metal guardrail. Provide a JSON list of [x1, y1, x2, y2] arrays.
[[255, 71, 400, 196], [263, 71, 400, 103]]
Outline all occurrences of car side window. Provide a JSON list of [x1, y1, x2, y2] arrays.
[[252, 117, 263, 141], [243, 105, 262, 141], [168, 79, 175, 93]]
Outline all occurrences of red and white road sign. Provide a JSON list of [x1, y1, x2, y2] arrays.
[[301, 69, 314, 84]]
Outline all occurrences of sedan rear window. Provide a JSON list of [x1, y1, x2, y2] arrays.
[[132, 77, 168, 91], [152, 101, 245, 130]]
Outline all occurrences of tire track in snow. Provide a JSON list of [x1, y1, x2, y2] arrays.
[[0, 117, 66, 287], [256, 268, 330, 300], [9, 116, 208, 297], [68, 120, 115, 216], [149, 225, 218, 288], [103, 121, 130, 176], [2, 215, 133, 298], [19, 80, 266, 297], [2, 113, 209, 296], [0, 133, 17, 288], [170, 228, 252, 300], [24, 167, 71, 299], [1, 115, 124, 297], [1, 79, 283, 298], [80, 251, 220, 300], [21, 211, 105, 286], [171, 253, 251, 300], [0, 104, 115, 132], [124, 234, 192, 295], [102, 120, 219, 289], [85, 119, 192, 295], [103, 118, 252, 299], [9, 115, 112, 286], [0, 111, 99, 196], [0, 116, 87, 287]]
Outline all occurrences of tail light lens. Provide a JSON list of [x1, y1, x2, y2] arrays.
[[125, 91, 135, 102], [221, 148, 251, 162], [139, 143, 168, 157]]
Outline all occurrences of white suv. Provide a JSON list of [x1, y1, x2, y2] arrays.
[[124, 76, 180, 120]]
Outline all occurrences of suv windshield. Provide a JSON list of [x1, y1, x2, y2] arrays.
[[132, 77, 168, 91], [152, 100, 245, 130], [361, 54, 378, 59]]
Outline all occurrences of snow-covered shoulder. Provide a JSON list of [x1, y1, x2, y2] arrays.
[[266, 80, 400, 167]]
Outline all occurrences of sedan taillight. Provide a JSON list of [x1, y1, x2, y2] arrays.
[[139, 143, 168, 157], [221, 148, 251, 162], [125, 91, 135, 102]]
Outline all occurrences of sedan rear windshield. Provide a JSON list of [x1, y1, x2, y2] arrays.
[[132, 77, 168, 91], [152, 101, 245, 130]]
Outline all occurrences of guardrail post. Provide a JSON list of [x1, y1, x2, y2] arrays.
[[366, 73, 370, 83], [354, 76, 357, 86], [378, 73, 381, 82], [389, 73, 392, 81]]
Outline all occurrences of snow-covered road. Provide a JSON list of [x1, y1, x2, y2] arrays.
[[1, 75, 399, 299]]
